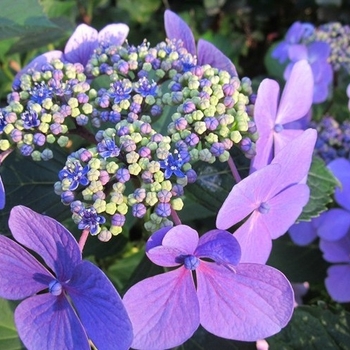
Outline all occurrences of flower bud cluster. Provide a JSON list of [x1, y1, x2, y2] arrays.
[[307, 22, 350, 73], [0, 59, 92, 160], [55, 119, 192, 238], [311, 115, 350, 163]]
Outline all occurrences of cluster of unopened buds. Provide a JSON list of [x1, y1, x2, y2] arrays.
[[0, 25, 257, 240]]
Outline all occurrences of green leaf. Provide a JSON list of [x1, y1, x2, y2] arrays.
[[118, 0, 162, 23], [0, 298, 24, 350], [107, 248, 144, 291], [0, 0, 57, 40], [298, 156, 340, 222], [264, 43, 286, 81], [0, 148, 71, 233], [267, 234, 329, 283], [267, 303, 350, 349]]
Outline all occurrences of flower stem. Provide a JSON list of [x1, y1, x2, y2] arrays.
[[78, 229, 90, 252], [171, 208, 182, 226], [228, 155, 241, 183]]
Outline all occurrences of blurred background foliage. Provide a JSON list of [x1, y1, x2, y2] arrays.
[[2, 0, 350, 102]]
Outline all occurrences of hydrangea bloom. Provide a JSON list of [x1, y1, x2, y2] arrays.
[[320, 230, 350, 302], [0, 206, 133, 350], [272, 21, 315, 63], [250, 60, 313, 172], [17, 22, 129, 77], [123, 225, 294, 349], [284, 42, 333, 103], [217, 129, 316, 263], [164, 10, 237, 76]]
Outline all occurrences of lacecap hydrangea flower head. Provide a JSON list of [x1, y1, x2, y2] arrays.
[[123, 225, 294, 349], [0, 206, 133, 350]]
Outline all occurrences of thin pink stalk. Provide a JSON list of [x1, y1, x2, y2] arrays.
[[227, 155, 241, 183], [171, 208, 182, 226], [78, 229, 90, 252]]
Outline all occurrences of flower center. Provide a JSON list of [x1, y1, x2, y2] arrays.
[[274, 123, 284, 133], [183, 255, 200, 270], [258, 202, 270, 214], [49, 279, 63, 296]]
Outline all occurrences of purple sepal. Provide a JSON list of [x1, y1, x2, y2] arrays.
[[317, 208, 350, 241], [8, 206, 81, 283], [64, 24, 99, 66], [15, 294, 90, 350], [123, 267, 199, 350], [320, 233, 350, 264], [146, 225, 199, 266], [197, 261, 294, 341], [0, 175, 5, 209], [197, 39, 238, 76], [0, 235, 53, 299], [195, 229, 241, 266], [325, 265, 350, 303], [65, 261, 133, 350], [164, 10, 196, 55], [98, 23, 129, 46]]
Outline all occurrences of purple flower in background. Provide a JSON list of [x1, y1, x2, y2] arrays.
[[316, 158, 350, 241], [164, 10, 238, 76], [123, 225, 294, 349], [0, 206, 132, 350], [217, 129, 316, 263], [272, 21, 315, 63], [288, 215, 323, 246], [284, 42, 333, 103], [17, 23, 129, 77], [320, 231, 350, 302], [250, 60, 313, 172]]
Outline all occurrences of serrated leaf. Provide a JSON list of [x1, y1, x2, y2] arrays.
[[0, 148, 71, 233], [0, 298, 24, 350], [298, 156, 340, 221], [267, 304, 350, 349], [0, 0, 57, 40]]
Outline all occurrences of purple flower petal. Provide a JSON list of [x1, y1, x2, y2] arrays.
[[287, 44, 308, 62], [0, 235, 53, 299], [320, 233, 350, 263], [123, 268, 199, 349], [273, 128, 305, 156], [271, 128, 317, 191], [15, 294, 90, 350], [317, 208, 350, 241], [146, 225, 199, 266], [216, 164, 282, 230], [276, 60, 313, 125], [195, 229, 241, 266], [232, 214, 273, 263], [98, 23, 129, 46], [232, 184, 309, 263], [196, 261, 294, 341], [258, 184, 310, 240], [325, 264, 350, 302], [327, 158, 350, 211], [64, 24, 99, 66], [9, 206, 81, 281], [308, 41, 331, 62], [197, 39, 238, 76], [249, 78, 279, 171], [65, 261, 133, 350], [0, 175, 5, 209], [288, 217, 320, 246], [164, 10, 196, 55], [16, 50, 63, 79]]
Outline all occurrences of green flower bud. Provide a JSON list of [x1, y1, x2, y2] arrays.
[[31, 150, 42, 161], [106, 202, 117, 215], [94, 198, 106, 213], [171, 198, 184, 211]]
